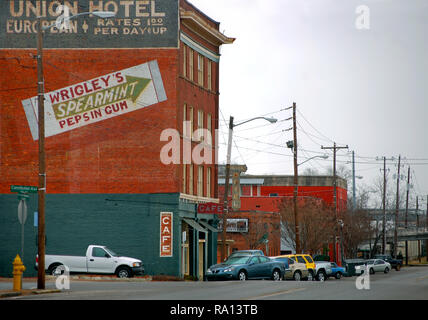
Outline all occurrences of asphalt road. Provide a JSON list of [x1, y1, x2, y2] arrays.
[[3, 266, 428, 300]]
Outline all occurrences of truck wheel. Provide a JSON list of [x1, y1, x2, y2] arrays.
[[116, 266, 132, 278], [293, 271, 302, 281], [48, 263, 64, 276], [335, 272, 342, 280], [317, 270, 326, 282]]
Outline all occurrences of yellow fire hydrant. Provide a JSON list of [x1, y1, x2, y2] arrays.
[[12, 254, 26, 291]]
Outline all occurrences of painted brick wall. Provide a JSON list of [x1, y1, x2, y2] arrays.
[[0, 193, 184, 277], [0, 48, 179, 194]]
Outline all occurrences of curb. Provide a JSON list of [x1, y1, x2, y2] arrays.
[[0, 289, 61, 299], [0, 292, 22, 298]]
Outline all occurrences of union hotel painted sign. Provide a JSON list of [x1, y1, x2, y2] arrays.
[[22, 60, 167, 140], [0, 0, 179, 48]]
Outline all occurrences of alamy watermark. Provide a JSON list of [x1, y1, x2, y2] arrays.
[[53, 265, 70, 290], [160, 122, 220, 165], [355, 266, 370, 290], [355, 5, 370, 30]]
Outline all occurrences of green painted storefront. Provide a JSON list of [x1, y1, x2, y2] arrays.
[[0, 193, 218, 279]]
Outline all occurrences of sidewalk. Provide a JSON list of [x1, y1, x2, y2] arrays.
[[0, 274, 153, 298]]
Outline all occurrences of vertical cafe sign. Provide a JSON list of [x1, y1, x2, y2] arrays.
[[0, 0, 179, 48], [160, 212, 173, 257]]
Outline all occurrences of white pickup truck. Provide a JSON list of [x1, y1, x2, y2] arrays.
[[314, 261, 333, 281], [35, 245, 144, 278]]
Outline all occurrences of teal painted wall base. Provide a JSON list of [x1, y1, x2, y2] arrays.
[[0, 193, 217, 278]]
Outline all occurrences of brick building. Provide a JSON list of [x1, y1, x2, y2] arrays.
[[218, 166, 348, 261], [0, 0, 234, 279]]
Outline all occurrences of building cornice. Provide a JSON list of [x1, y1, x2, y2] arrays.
[[179, 8, 235, 46]]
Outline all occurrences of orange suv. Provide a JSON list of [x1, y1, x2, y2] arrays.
[[285, 254, 315, 280]]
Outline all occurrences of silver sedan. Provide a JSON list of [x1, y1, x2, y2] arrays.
[[355, 259, 392, 275]]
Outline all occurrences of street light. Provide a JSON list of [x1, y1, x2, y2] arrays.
[[36, 10, 116, 290], [221, 116, 277, 261], [297, 154, 329, 167]]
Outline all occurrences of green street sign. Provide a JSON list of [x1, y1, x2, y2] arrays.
[[18, 193, 30, 200], [10, 185, 38, 193]]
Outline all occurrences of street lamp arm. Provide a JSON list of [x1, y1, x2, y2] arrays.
[[234, 116, 277, 128], [297, 154, 329, 167]]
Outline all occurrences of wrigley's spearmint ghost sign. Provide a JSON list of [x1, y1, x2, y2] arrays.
[[22, 60, 167, 140]]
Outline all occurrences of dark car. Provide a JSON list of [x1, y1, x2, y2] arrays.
[[206, 255, 285, 281], [374, 254, 402, 271]]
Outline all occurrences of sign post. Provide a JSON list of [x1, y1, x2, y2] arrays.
[[11, 185, 37, 264], [17, 199, 28, 262]]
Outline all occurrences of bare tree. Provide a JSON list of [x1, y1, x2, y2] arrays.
[[340, 209, 374, 258], [278, 197, 335, 255]]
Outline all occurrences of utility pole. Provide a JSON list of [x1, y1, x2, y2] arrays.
[[404, 166, 410, 266], [393, 155, 401, 258], [321, 142, 348, 264], [382, 158, 387, 255], [426, 195, 428, 263], [377, 156, 394, 254], [36, 16, 46, 290], [417, 196, 421, 263], [292, 102, 300, 254], [352, 151, 356, 211], [221, 116, 234, 262]]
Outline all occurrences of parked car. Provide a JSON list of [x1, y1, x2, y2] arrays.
[[35, 245, 144, 278], [374, 254, 402, 271], [329, 262, 346, 279], [355, 259, 392, 275], [206, 255, 285, 281], [271, 256, 309, 281], [285, 254, 316, 280], [314, 261, 333, 281]]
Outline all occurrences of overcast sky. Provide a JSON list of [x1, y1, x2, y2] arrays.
[[189, 0, 428, 207]]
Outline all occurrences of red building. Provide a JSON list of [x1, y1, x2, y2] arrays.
[[0, 0, 234, 279], [218, 168, 348, 262]]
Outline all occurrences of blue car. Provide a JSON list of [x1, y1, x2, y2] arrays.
[[329, 262, 346, 279], [206, 255, 285, 281]]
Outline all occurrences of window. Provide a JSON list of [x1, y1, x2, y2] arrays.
[[197, 54, 204, 86], [183, 104, 188, 137], [250, 256, 261, 264], [92, 247, 108, 258], [207, 60, 212, 90], [197, 109, 204, 142], [189, 106, 194, 140], [305, 255, 314, 263], [189, 48, 194, 81], [206, 113, 212, 145], [183, 164, 187, 193], [206, 167, 211, 198], [197, 166, 203, 197], [259, 256, 270, 263], [297, 256, 306, 264], [183, 44, 187, 78], [189, 164, 193, 195]]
